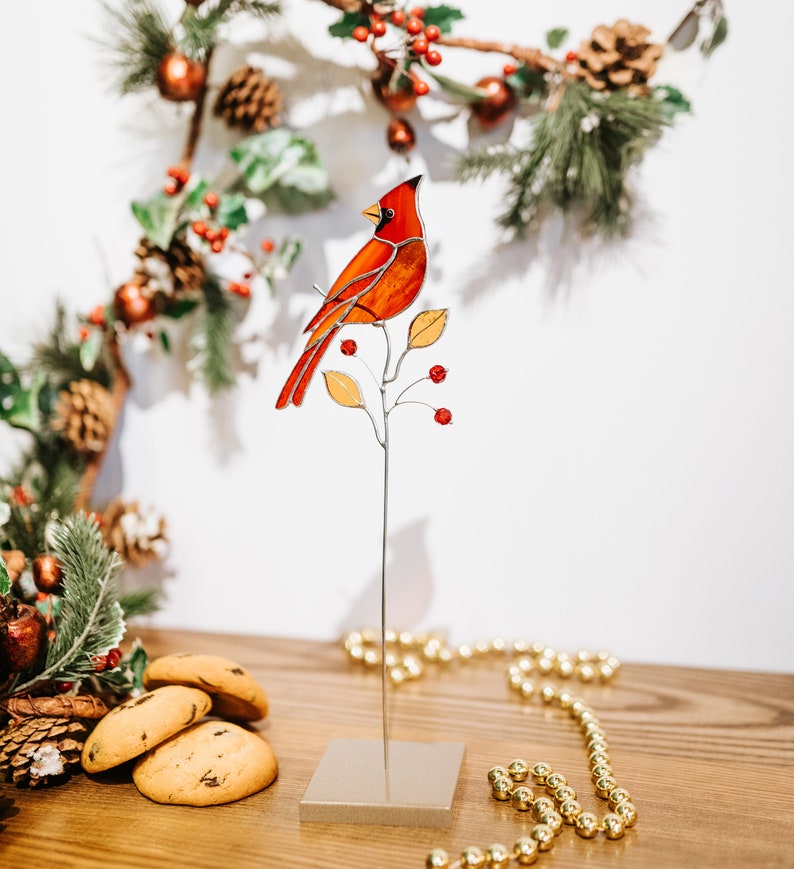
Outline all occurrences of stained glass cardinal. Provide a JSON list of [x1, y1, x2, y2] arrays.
[[276, 175, 427, 408]]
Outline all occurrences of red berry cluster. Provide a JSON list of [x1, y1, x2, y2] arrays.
[[228, 280, 251, 298], [164, 165, 190, 196], [192, 192, 229, 253], [10, 485, 34, 507], [353, 6, 442, 95], [92, 647, 123, 673]]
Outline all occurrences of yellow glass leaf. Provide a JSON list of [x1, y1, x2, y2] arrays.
[[408, 309, 448, 348], [323, 370, 364, 408]]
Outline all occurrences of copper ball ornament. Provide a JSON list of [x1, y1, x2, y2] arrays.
[[113, 282, 156, 328], [470, 76, 518, 130], [157, 52, 207, 102], [32, 554, 64, 595], [0, 600, 48, 677], [387, 117, 416, 155], [372, 63, 418, 115]]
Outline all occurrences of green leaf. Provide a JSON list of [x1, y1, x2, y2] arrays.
[[703, 15, 728, 57], [231, 129, 334, 213], [0, 555, 10, 596], [183, 178, 210, 211], [506, 66, 548, 101], [79, 329, 103, 372], [328, 10, 368, 38], [161, 297, 199, 319], [422, 4, 464, 32], [158, 330, 171, 352], [425, 68, 489, 102], [653, 85, 692, 118], [0, 369, 45, 432], [217, 192, 248, 230], [131, 191, 182, 250], [546, 27, 569, 49]]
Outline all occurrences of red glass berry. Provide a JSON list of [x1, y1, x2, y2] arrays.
[[353, 25, 369, 42], [261, 237, 275, 253], [391, 9, 406, 25], [78, 326, 90, 342], [371, 19, 387, 37], [340, 339, 358, 356], [413, 79, 430, 96], [107, 647, 122, 669], [232, 283, 251, 298], [92, 654, 108, 672], [565, 50, 578, 63], [409, 7, 426, 19], [204, 191, 220, 209], [434, 408, 452, 425], [429, 365, 447, 383], [425, 49, 442, 66], [205, 228, 218, 243], [164, 181, 179, 196], [503, 62, 518, 76], [424, 24, 440, 42], [219, 226, 230, 240], [411, 37, 429, 55], [406, 17, 424, 35], [192, 220, 207, 237], [210, 239, 224, 253], [55, 681, 73, 694]]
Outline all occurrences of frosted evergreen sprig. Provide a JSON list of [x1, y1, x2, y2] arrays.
[[12, 513, 125, 693]]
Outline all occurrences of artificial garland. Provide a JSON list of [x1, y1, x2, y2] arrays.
[[1, 0, 726, 788]]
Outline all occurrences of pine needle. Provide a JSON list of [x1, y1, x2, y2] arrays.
[[119, 587, 161, 618], [192, 274, 236, 395]]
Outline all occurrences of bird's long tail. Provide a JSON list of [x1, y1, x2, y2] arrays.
[[275, 328, 339, 409]]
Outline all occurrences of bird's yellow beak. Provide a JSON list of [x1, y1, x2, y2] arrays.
[[362, 203, 380, 225]]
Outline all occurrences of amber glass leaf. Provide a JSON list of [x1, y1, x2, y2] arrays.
[[323, 371, 364, 408], [408, 309, 448, 348]]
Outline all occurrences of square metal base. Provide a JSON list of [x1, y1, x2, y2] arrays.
[[299, 738, 465, 827]]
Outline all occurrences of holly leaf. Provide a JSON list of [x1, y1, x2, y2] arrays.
[[0, 361, 45, 432], [424, 69, 489, 103], [231, 129, 333, 213], [161, 297, 199, 319], [507, 66, 548, 101], [408, 309, 448, 348], [546, 27, 569, 49], [653, 85, 692, 118], [328, 10, 369, 38], [217, 192, 248, 230], [0, 556, 10, 596], [323, 371, 364, 408], [131, 191, 181, 250], [182, 178, 210, 212], [422, 5, 464, 32]]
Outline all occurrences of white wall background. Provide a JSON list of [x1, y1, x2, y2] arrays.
[[1, 1, 792, 673]]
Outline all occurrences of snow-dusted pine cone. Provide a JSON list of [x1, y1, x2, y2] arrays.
[[0, 716, 92, 786], [51, 379, 114, 455], [101, 499, 168, 568], [577, 19, 663, 91], [214, 65, 283, 133], [134, 235, 205, 297]]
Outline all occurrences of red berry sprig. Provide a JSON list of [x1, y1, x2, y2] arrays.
[[434, 407, 453, 425], [164, 165, 190, 196], [428, 364, 447, 383], [228, 280, 251, 298]]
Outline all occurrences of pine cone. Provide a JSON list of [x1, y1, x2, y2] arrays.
[[214, 65, 283, 133], [101, 499, 168, 568], [52, 379, 114, 455], [0, 716, 92, 786], [577, 19, 663, 91], [134, 235, 205, 297]]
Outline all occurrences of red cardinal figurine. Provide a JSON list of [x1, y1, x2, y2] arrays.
[[276, 175, 427, 408]]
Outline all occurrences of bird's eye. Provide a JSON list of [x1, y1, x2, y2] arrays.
[[384, 208, 395, 219]]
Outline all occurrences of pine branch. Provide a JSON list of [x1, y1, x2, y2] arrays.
[[96, 0, 174, 94], [13, 514, 125, 692], [119, 587, 161, 618], [183, 1, 281, 57], [191, 274, 236, 395], [458, 82, 669, 238]]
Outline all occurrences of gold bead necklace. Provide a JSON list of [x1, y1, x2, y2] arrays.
[[343, 630, 635, 868]]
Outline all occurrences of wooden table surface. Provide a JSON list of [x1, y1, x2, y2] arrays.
[[2, 628, 793, 868]]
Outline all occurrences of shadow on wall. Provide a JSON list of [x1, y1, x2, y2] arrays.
[[338, 518, 434, 633]]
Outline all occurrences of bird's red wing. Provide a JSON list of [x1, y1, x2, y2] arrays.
[[302, 238, 396, 342]]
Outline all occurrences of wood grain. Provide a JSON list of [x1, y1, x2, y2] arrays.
[[2, 628, 793, 868]]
